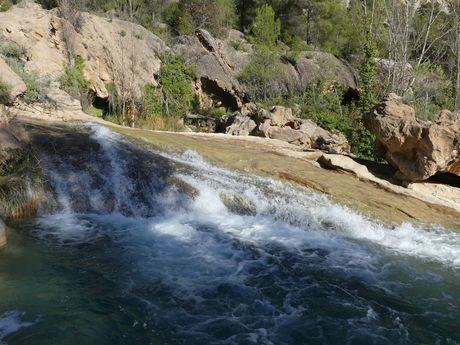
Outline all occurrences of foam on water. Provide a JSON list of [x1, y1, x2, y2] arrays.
[[160, 148, 460, 269], [36, 124, 460, 268], [0, 311, 35, 344], [14, 123, 459, 344]]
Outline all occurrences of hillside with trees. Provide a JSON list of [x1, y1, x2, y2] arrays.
[[1, 0, 460, 161]]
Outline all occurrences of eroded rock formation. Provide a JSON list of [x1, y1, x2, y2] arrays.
[[173, 29, 248, 110], [364, 93, 460, 181], [0, 1, 166, 111]]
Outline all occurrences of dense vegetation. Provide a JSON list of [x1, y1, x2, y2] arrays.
[[1, 0, 460, 159]]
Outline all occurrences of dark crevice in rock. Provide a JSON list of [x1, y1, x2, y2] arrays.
[[92, 95, 111, 116], [200, 77, 239, 111], [195, 30, 216, 53], [430, 172, 460, 188]]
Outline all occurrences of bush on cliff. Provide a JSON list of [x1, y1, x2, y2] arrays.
[[163, 0, 237, 37], [0, 79, 11, 104], [59, 55, 90, 105], [139, 54, 195, 130], [1, 42, 50, 104]]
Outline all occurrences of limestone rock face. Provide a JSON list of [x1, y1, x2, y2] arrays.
[[73, 12, 167, 100], [293, 51, 358, 91], [173, 29, 247, 110], [0, 2, 166, 108], [364, 94, 460, 181], [0, 57, 26, 103]]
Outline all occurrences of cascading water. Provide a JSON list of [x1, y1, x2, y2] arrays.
[[0, 124, 459, 345]]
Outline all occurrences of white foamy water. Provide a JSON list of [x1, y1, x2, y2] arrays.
[[11, 124, 459, 344], [37, 125, 460, 268], [0, 311, 35, 344], [156, 148, 460, 269]]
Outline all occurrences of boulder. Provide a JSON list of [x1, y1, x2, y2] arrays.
[[219, 191, 257, 216], [223, 113, 257, 136], [185, 113, 218, 133], [0, 57, 26, 104], [218, 105, 350, 154], [364, 93, 460, 181], [318, 154, 371, 177], [299, 119, 350, 154], [256, 106, 297, 128], [262, 126, 311, 148], [375, 58, 413, 93]]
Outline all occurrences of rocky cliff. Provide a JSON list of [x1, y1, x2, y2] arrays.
[[0, 1, 357, 119]]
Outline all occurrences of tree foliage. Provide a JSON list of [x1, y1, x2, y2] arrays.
[[240, 5, 284, 100], [163, 0, 237, 36], [143, 54, 195, 119]]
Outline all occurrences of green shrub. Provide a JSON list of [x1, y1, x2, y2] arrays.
[[201, 107, 228, 118], [140, 55, 195, 129], [0, 0, 16, 12], [5, 58, 49, 104], [157, 54, 195, 117], [0, 79, 11, 104], [163, 3, 194, 35], [240, 5, 285, 101], [0, 42, 24, 60], [143, 83, 163, 118], [36, 0, 58, 9], [240, 50, 284, 100], [59, 55, 90, 100], [404, 62, 454, 120]]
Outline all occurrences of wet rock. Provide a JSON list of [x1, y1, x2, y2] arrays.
[[165, 176, 199, 200], [219, 191, 256, 216], [364, 93, 460, 181]]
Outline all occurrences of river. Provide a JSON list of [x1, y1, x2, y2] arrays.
[[0, 125, 459, 344]]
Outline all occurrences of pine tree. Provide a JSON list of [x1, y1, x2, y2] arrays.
[[359, 30, 378, 112]]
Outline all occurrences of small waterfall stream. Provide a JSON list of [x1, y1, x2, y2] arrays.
[[0, 124, 459, 345]]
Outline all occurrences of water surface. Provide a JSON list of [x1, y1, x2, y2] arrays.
[[1, 125, 459, 345]]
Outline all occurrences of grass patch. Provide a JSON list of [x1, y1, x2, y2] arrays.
[[0, 78, 11, 104]]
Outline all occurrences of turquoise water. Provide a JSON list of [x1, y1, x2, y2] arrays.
[[0, 125, 459, 344]]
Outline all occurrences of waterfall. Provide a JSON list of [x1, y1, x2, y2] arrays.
[[3, 123, 456, 345], [34, 124, 460, 267]]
